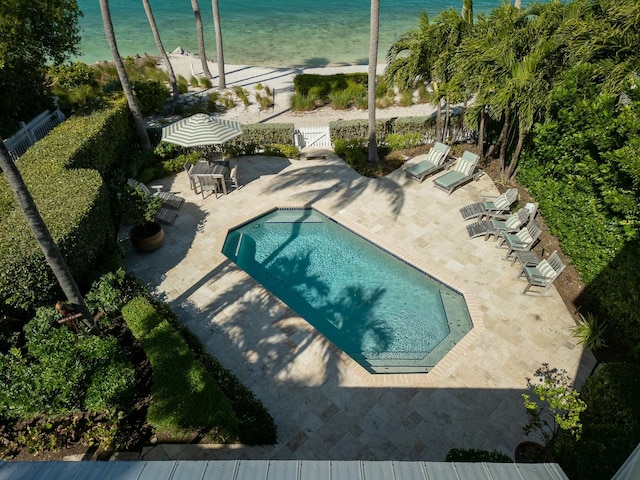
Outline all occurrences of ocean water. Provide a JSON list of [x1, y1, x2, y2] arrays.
[[76, 0, 528, 67]]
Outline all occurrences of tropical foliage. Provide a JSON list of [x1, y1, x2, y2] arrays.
[[0, 0, 81, 137]]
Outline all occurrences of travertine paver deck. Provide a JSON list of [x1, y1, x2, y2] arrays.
[[121, 151, 596, 461]]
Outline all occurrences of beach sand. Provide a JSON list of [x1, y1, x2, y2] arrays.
[[158, 50, 437, 128]]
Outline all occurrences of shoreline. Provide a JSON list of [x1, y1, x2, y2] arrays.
[[156, 51, 437, 129]]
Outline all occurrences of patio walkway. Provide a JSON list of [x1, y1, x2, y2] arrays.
[[121, 151, 596, 461]]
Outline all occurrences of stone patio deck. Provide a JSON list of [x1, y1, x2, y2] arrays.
[[121, 151, 596, 461]]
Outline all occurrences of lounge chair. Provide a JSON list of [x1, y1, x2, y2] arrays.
[[516, 250, 566, 294], [404, 142, 451, 183], [466, 205, 531, 241], [497, 220, 542, 261], [459, 188, 519, 221], [128, 179, 185, 210], [432, 151, 480, 195]]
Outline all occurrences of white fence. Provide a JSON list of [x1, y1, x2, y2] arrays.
[[294, 125, 332, 149], [4, 109, 66, 161]]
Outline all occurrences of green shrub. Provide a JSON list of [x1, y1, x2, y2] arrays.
[[132, 80, 168, 115], [255, 91, 273, 111], [333, 138, 368, 171], [121, 296, 239, 440], [384, 132, 423, 150], [554, 363, 640, 480], [445, 448, 512, 462], [190, 76, 199, 88], [328, 90, 353, 110], [233, 85, 250, 107], [0, 307, 135, 419], [290, 93, 321, 111], [177, 75, 189, 94], [263, 144, 300, 159], [206, 92, 220, 112], [199, 77, 213, 89]]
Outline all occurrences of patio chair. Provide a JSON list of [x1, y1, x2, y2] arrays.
[[466, 205, 531, 241], [497, 220, 542, 261], [404, 142, 451, 183], [432, 151, 480, 195], [128, 178, 185, 210], [459, 188, 519, 221], [516, 250, 566, 294], [196, 174, 222, 199], [225, 164, 241, 191], [184, 161, 199, 192]]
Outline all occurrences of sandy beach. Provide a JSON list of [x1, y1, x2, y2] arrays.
[[158, 51, 437, 128]]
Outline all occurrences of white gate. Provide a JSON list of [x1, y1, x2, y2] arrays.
[[294, 125, 332, 149]]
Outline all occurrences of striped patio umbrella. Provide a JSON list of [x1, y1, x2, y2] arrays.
[[161, 113, 243, 147]]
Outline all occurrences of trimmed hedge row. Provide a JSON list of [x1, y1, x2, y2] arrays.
[[329, 116, 436, 145], [121, 296, 240, 440], [0, 100, 134, 316]]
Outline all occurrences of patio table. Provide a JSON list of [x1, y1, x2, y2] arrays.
[[192, 161, 229, 195]]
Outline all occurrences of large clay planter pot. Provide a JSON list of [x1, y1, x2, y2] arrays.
[[129, 221, 164, 252], [514, 441, 554, 463]]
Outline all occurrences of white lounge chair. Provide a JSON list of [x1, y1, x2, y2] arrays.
[[516, 250, 566, 294], [459, 188, 519, 221], [433, 151, 480, 195], [404, 142, 452, 183]]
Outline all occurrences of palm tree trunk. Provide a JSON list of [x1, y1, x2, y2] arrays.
[[0, 142, 96, 332], [99, 0, 151, 151], [212, 0, 226, 90], [506, 118, 525, 179], [435, 96, 443, 142], [498, 106, 511, 173], [461, 0, 473, 24], [191, 0, 213, 80], [477, 106, 486, 155], [142, 0, 179, 100], [367, 0, 380, 164], [443, 96, 451, 143], [514, 0, 522, 9]]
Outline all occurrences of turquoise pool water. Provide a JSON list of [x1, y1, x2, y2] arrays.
[[222, 208, 473, 373]]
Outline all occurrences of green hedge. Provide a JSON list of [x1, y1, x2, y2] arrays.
[[152, 301, 277, 445], [518, 89, 640, 355], [0, 169, 112, 313], [223, 123, 295, 158], [121, 296, 239, 440], [0, 99, 134, 316], [329, 116, 436, 146]]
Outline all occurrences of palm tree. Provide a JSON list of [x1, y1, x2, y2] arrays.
[[99, 0, 151, 151], [142, 0, 179, 100], [367, 0, 380, 164], [212, 0, 226, 90], [386, 9, 472, 142], [0, 142, 96, 332], [191, 0, 213, 80]]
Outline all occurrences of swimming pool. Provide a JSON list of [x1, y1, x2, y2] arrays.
[[222, 208, 473, 374]]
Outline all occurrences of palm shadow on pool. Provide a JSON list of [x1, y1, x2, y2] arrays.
[[232, 219, 394, 370]]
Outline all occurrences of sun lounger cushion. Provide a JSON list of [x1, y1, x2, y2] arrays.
[[533, 259, 556, 279], [515, 228, 533, 244]]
